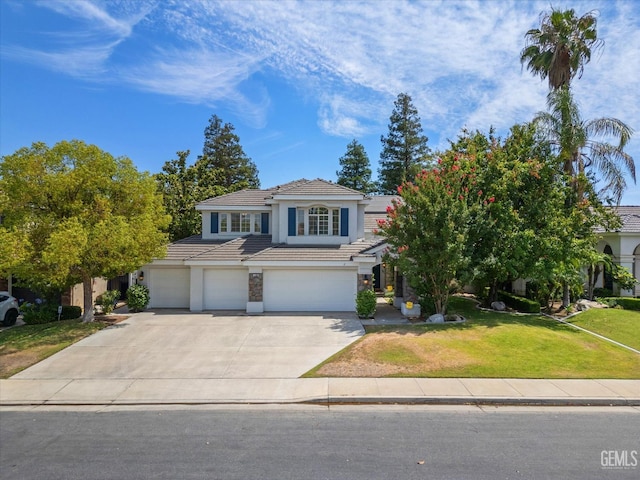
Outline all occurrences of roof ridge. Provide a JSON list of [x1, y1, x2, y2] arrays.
[[241, 241, 279, 262], [186, 236, 243, 259]]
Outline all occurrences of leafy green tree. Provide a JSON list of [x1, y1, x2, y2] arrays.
[[0, 140, 169, 322], [155, 150, 202, 241], [534, 86, 635, 204], [195, 114, 259, 195], [336, 140, 375, 193], [521, 8, 602, 90], [377, 93, 431, 194], [156, 115, 260, 240], [450, 126, 571, 305]]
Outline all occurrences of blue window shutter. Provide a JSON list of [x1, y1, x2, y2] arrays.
[[261, 213, 269, 234], [211, 212, 219, 234], [288, 208, 296, 236], [340, 208, 349, 237]]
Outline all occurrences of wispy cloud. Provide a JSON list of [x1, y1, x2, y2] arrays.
[[3, 0, 151, 77], [3, 0, 639, 157]]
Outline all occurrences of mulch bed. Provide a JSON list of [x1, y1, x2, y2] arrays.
[[94, 314, 130, 324]]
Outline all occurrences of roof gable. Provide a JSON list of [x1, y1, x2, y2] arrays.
[[196, 178, 367, 209], [272, 179, 366, 197]]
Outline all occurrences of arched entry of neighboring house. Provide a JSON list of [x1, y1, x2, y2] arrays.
[[603, 245, 614, 291]]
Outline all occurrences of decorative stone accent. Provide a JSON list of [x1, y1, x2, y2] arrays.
[[402, 302, 421, 317], [357, 274, 374, 292], [491, 301, 506, 311], [427, 313, 445, 323], [249, 273, 263, 302]]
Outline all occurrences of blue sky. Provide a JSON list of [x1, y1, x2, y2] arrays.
[[1, 0, 638, 204]]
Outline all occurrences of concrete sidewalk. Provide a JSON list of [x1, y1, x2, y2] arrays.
[[1, 377, 638, 407], [2, 305, 638, 408]]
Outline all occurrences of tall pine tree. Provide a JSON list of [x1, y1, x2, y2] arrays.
[[377, 93, 431, 194], [195, 114, 260, 197], [156, 115, 260, 240], [336, 140, 375, 193]]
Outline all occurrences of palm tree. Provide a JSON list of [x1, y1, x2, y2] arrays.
[[521, 8, 602, 90], [534, 86, 635, 204]]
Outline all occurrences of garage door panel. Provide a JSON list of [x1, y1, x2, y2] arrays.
[[263, 270, 356, 312], [204, 269, 248, 310], [149, 268, 190, 308]]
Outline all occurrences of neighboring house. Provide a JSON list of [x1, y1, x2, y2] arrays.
[[140, 179, 392, 312], [595, 206, 640, 297], [0, 275, 109, 309]]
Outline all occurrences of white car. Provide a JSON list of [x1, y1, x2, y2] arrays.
[[0, 291, 20, 326]]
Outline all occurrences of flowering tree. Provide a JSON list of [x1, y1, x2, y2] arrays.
[[377, 153, 488, 315], [378, 124, 595, 314]]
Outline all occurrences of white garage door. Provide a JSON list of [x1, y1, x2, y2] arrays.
[[204, 269, 248, 310], [149, 268, 190, 308], [263, 269, 356, 311]]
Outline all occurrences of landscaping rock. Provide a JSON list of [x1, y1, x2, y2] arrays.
[[491, 301, 506, 311], [427, 313, 445, 323], [575, 300, 591, 311]]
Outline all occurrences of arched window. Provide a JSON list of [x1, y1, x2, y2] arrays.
[[308, 207, 329, 235], [297, 206, 340, 236]]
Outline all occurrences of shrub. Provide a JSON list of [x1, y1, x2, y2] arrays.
[[602, 297, 640, 311], [127, 284, 150, 312], [21, 303, 57, 325], [21, 304, 82, 324], [593, 287, 613, 298], [497, 291, 541, 313], [60, 306, 82, 320], [96, 290, 121, 315], [356, 289, 377, 318]]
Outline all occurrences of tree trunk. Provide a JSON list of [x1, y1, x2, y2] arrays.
[[488, 279, 499, 306], [82, 275, 95, 323], [561, 281, 570, 309]]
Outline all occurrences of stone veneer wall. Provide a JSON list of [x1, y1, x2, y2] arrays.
[[249, 273, 263, 302], [357, 274, 373, 292]]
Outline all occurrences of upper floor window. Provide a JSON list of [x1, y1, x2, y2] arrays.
[[219, 212, 264, 234], [297, 207, 340, 236]]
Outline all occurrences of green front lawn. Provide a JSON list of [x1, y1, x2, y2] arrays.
[[305, 297, 640, 379], [566, 308, 640, 351], [0, 319, 108, 378]]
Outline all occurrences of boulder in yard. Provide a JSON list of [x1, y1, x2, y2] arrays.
[[491, 301, 506, 311], [427, 313, 445, 323]]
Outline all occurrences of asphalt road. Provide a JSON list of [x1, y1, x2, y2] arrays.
[[1, 406, 639, 479]]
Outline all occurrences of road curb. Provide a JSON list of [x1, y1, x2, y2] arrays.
[[2, 397, 639, 408]]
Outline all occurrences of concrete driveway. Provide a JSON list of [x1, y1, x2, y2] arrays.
[[13, 310, 364, 380]]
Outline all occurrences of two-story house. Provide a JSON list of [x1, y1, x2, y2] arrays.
[[139, 179, 392, 313]]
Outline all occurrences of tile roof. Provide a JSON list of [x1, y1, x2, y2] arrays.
[[196, 189, 272, 207], [163, 235, 228, 260], [364, 195, 399, 212], [161, 235, 379, 263], [608, 206, 640, 233], [272, 178, 366, 196], [189, 235, 274, 261], [196, 179, 366, 208], [245, 239, 379, 262], [363, 195, 397, 232]]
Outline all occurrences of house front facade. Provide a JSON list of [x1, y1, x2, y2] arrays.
[[139, 179, 391, 313]]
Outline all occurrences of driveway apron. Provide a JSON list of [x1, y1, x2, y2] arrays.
[[12, 311, 364, 380]]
